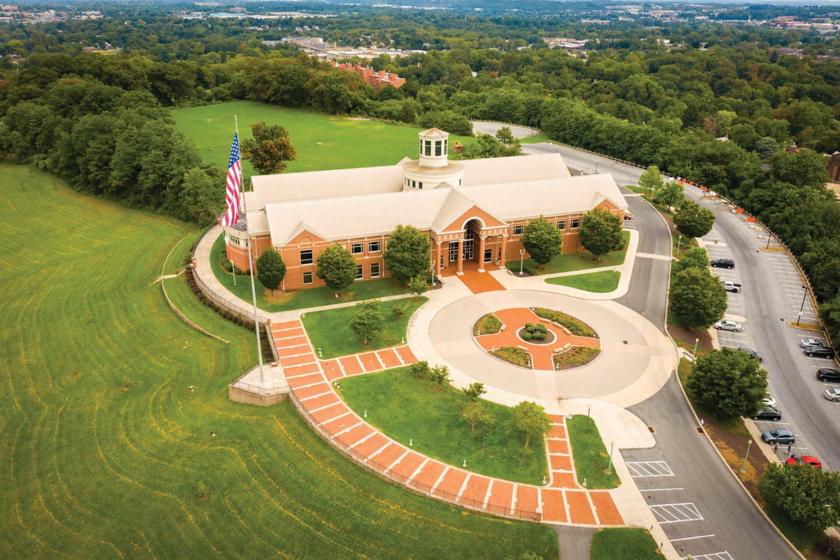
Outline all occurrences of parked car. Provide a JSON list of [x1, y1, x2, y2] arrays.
[[722, 281, 742, 293], [805, 346, 836, 359], [761, 429, 795, 444], [753, 406, 782, 421], [623, 211, 634, 221], [800, 338, 827, 349], [714, 320, 742, 332], [824, 388, 840, 402], [785, 455, 822, 469], [816, 368, 840, 382], [738, 347, 763, 362], [711, 258, 735, 269], [762, 395, 776, 407]]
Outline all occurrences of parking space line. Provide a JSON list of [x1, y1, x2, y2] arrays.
[[670, 534, 715, 543], [626, 461, 674, 478], [683, 553, 733, 560], [650, 502, 703, 524], [643, 487, 684, 492]]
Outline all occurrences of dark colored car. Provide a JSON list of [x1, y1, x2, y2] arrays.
[[805, 346, 836, 359], [753, 406, 782, 421], [817, 368, 840, 382], [761, 429, 795, 445], [711, 258, 735, 269], [737, 347, 763, 362]]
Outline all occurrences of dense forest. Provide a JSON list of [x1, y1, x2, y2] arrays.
[[0, 6, 839, 347]]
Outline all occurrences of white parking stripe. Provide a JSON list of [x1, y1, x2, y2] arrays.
[[650, 502, 703, 524]]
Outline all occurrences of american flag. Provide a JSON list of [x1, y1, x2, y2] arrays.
[[221, 133, 243, 227]]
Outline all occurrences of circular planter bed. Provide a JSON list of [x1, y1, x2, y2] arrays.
[[516, 323, 556, 345]]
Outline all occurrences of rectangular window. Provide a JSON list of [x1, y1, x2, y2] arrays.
[[435, 141, 442, 156], [424, 140, 432, 156], [351, 243, 363, 254], [484, 249, 492, 263], [355, 265, 363, 279], [513, 225, 524, 235], [303, 271, 313, 284], [300, 249, 313, 265], [444, 139, 448, 153], [368, 240, 381, 252], [571, 219, 580, 229], [370, 262, 381, 278], [557, 220, 566, 230]]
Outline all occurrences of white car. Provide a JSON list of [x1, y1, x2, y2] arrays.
[[824, 388, 840, 402], [800, 338, 826, 349], [763, 396, 777, 408], [714, 320, 742, 332]]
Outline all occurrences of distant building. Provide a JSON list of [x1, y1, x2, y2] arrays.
[[333, 62, 405, 89], [224, 128, 627, 291]]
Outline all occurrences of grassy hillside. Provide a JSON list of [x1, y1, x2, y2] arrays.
[[172, 100, 475, 176], [0, 165, 557, 559]]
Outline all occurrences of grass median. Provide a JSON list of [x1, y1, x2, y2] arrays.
[[567, 415, 620, 489], [507, 230, 629, 276], [546, 270, 620, 293]]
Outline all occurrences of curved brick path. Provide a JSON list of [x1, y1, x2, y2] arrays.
[[270, 318, 624, 527]]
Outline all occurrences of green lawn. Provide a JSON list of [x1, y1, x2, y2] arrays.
[[338, 367, 548, 485], [172, 100, 475, 178], [519, 132, 551, 144], [302, 297, 426, 359], [590, 528, 663, 560], [508, 230, 630, 276], [567, 415, 620, 489], [0, 164, 558, 559], [210, 233, 411, 312], [546, 270, 621, 293]]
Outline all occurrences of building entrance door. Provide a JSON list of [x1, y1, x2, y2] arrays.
[[463, 227, 475, 261]]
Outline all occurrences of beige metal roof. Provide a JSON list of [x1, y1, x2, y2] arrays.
[[460, 154, 571, 185], [262, 173, 626, 244]]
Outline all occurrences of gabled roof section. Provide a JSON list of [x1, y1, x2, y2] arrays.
[[285, 221, 327, 244], [460, 153, 571, 186], [431, 188, 508, 233]]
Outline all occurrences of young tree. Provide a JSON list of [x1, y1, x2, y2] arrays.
[[408, 275, 429, 296], [522, 217, 563, 266], [512, 401, 552, 450], [462, 400, 493, 434], [671, 246, 710, 274], [316, 245, 356, 295], [429, 365, 451, 386], [674, 200, 715, 239], [760, 464, 840, 532], [350, 300, 384, 345], [686, 348, 768, 419], [669, 267, 727, 328], [638, 165, 664, 193], [241, 122, 296, 175], [462, 382, 486, 400], [256, 247, 286, 295], [579, 209, 623, 259], [654, 181, 685, 210], [495, 126, 515, 145], [384, 225, 430, 284]]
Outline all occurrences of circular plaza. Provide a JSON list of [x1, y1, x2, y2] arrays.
[[425, 289, 675, 407]]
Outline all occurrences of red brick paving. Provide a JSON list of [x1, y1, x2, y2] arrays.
[[457, 267, 506, 294], [474, 307, 600, 370], [269, 318, 623, 527]]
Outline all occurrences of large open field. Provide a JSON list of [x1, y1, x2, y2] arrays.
[[0, 165, 557, 558], [172, 100, 475, 176]]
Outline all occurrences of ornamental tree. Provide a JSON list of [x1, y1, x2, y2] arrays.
[[655, 181, 685, 210], [760, 464, 840, 532], [671, 247, 709, 274], [462, 401, 493, 434], [316, 244, 356, 295], [408, 275, 429, 296], [512, 401, 552, 450], [462, 382, 486, 400], [686, 348, 768, 419], [674, 200, 715, 239], [256, 247, 286, 294], [350, 300, 384, 345], [241, 122, 296, 175], [384, 225, 430, 284], [522, 216, 563, 266], [580, 208, 623, 259], [638, 165, 664, 193], [669, 267, 727, 328]]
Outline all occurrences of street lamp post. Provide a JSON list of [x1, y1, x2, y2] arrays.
[[797, 286, 807, 326], [519, 249, 525, 276]]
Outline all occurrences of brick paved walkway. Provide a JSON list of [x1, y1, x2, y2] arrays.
[[475, 308, 600, 370], [270, 318, 624, 527]]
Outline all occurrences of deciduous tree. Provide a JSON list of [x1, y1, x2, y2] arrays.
[[579, 209, 623, 258], [512, 401, 551, 450], [654, 181, 684, 210], [384, 225, 430, 284], [522, 217, 563, 266], [241, 122, 296, 175], [638, 165, 664, 193], [462, 401, 493, 433], [686, 348, 767, 419], [256, 247, 286, 294], [316, 245, 356, 295], [350, 300, 384, 345], [669, 267, 727, 328], [674, 200, 715, 239], [760, 464, 840, 532]]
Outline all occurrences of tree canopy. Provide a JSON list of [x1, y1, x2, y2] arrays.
[[674, 201, 716, 239], [669, 267, 727, 328], [686, 348, 768, 419], [241, 122, 296, 175], [316, 245, 357, 294], [256, 247, 286, 293], [579, 209, 623, 258], [522, 217, 563, 266], [384, 225, 430, 284]]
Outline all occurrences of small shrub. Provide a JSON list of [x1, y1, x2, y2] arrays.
[[522, 331, 533, 341], [195, 481, 209, 500], [392, 305, 405, 318], [429, 365, 451, 386], [462, 382, 486, 400], [410, 360, 431, 379]]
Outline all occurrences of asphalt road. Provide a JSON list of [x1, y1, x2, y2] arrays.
[[526, 141, 800, 560], [684, 187, 840, 471]]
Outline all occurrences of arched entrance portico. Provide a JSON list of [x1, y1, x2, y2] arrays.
[[432, 214, 510, 277]]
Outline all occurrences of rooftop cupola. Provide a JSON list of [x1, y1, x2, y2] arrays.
[[418, 128, 449, 168]]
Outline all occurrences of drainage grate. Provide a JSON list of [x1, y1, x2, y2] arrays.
[[696, 427, 704, 434], [647, 425, 656, 433]]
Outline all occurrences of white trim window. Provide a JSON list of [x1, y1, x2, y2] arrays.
[[355, 264, 363, 280], [302, 271, 313, 284], [571, 218, 580, 229], [300, 249, 313, 265], [368, 240, 381, 253], [513, 225, 524, 235], [557, 220, 566, 230], [351, 243, 363, 254], [370, 262, 381, 278]]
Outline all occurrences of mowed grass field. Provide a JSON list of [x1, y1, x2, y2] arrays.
[[0, 165, 558, 559], [172, 100, 475, 176]]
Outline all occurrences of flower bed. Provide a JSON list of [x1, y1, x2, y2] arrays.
[[553, 346, 600, 370], [533, 307, 597, 338], [491, 346, 531, 368], [473, 313, 502, 336]]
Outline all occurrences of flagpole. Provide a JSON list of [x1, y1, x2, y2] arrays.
[[236, 114, 265, 384]]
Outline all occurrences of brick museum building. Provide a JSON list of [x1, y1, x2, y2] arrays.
[[224, 128, 628, 291]]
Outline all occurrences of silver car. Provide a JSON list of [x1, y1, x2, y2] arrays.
[[800, 338, 826, 348], [824, 388, 840, 402], [714, 320, 742, 332]]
